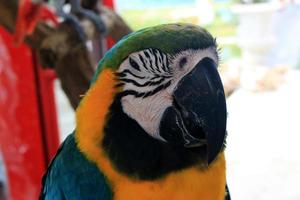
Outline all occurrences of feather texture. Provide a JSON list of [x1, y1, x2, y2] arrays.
[[40, 134, 112, 200]]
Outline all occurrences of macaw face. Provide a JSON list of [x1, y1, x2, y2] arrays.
[[115, 45, 226, 164]]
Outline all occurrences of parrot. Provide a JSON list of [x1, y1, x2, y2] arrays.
[[40, 23, 230, 200]]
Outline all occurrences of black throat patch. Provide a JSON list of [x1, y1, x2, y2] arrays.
[[102, 96, 207, 180]]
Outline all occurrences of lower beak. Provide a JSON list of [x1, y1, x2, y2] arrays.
[[159, 57, 227, 165]]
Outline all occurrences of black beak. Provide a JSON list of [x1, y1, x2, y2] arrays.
[[159, 57, 227, 165]]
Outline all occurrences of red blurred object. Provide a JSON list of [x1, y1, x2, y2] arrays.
[[0, 0, 115, 199], [103, 0, 116, 48], [14, 0, 58, 45], [103, 0, 115, 9], [0, 27, 58, 200]]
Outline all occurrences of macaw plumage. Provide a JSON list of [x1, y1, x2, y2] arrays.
[[40, 23, 230, 200]]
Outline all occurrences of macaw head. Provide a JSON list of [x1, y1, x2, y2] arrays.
[[76, 23, 227, 179]]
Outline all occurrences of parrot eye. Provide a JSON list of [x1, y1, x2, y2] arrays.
[[179, 57, 187, 69]]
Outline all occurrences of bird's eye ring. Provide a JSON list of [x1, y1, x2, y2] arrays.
[[179, 57, 187, 69]]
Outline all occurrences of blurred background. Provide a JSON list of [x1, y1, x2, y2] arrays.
[[1, 0, 300, 199]]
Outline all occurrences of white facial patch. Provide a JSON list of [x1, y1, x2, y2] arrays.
[[116, 46, 218, 141]]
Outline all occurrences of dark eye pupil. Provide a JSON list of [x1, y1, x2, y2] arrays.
[[179, 57, 187, 69], [129, 57, 140, 71]]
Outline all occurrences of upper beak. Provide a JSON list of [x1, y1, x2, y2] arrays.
[[159, 57, 227, 165]]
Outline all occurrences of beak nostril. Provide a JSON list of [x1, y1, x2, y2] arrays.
[[172, 97, 206, 142], [188, 123, 206, 140]]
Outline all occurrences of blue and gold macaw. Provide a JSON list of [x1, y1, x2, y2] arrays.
[[40, 23, 230, 200]]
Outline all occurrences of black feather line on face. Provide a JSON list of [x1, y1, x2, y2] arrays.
[[153, 49, 162, 73], [118, 77, 166, 88], [129, 57, 141, 71], [117, 80, 171, 99], [115, 69, 146, 79], [138, 54, 147, 69]]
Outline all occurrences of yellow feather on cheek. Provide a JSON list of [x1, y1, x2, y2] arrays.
[[75, 69, 226, 200]]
